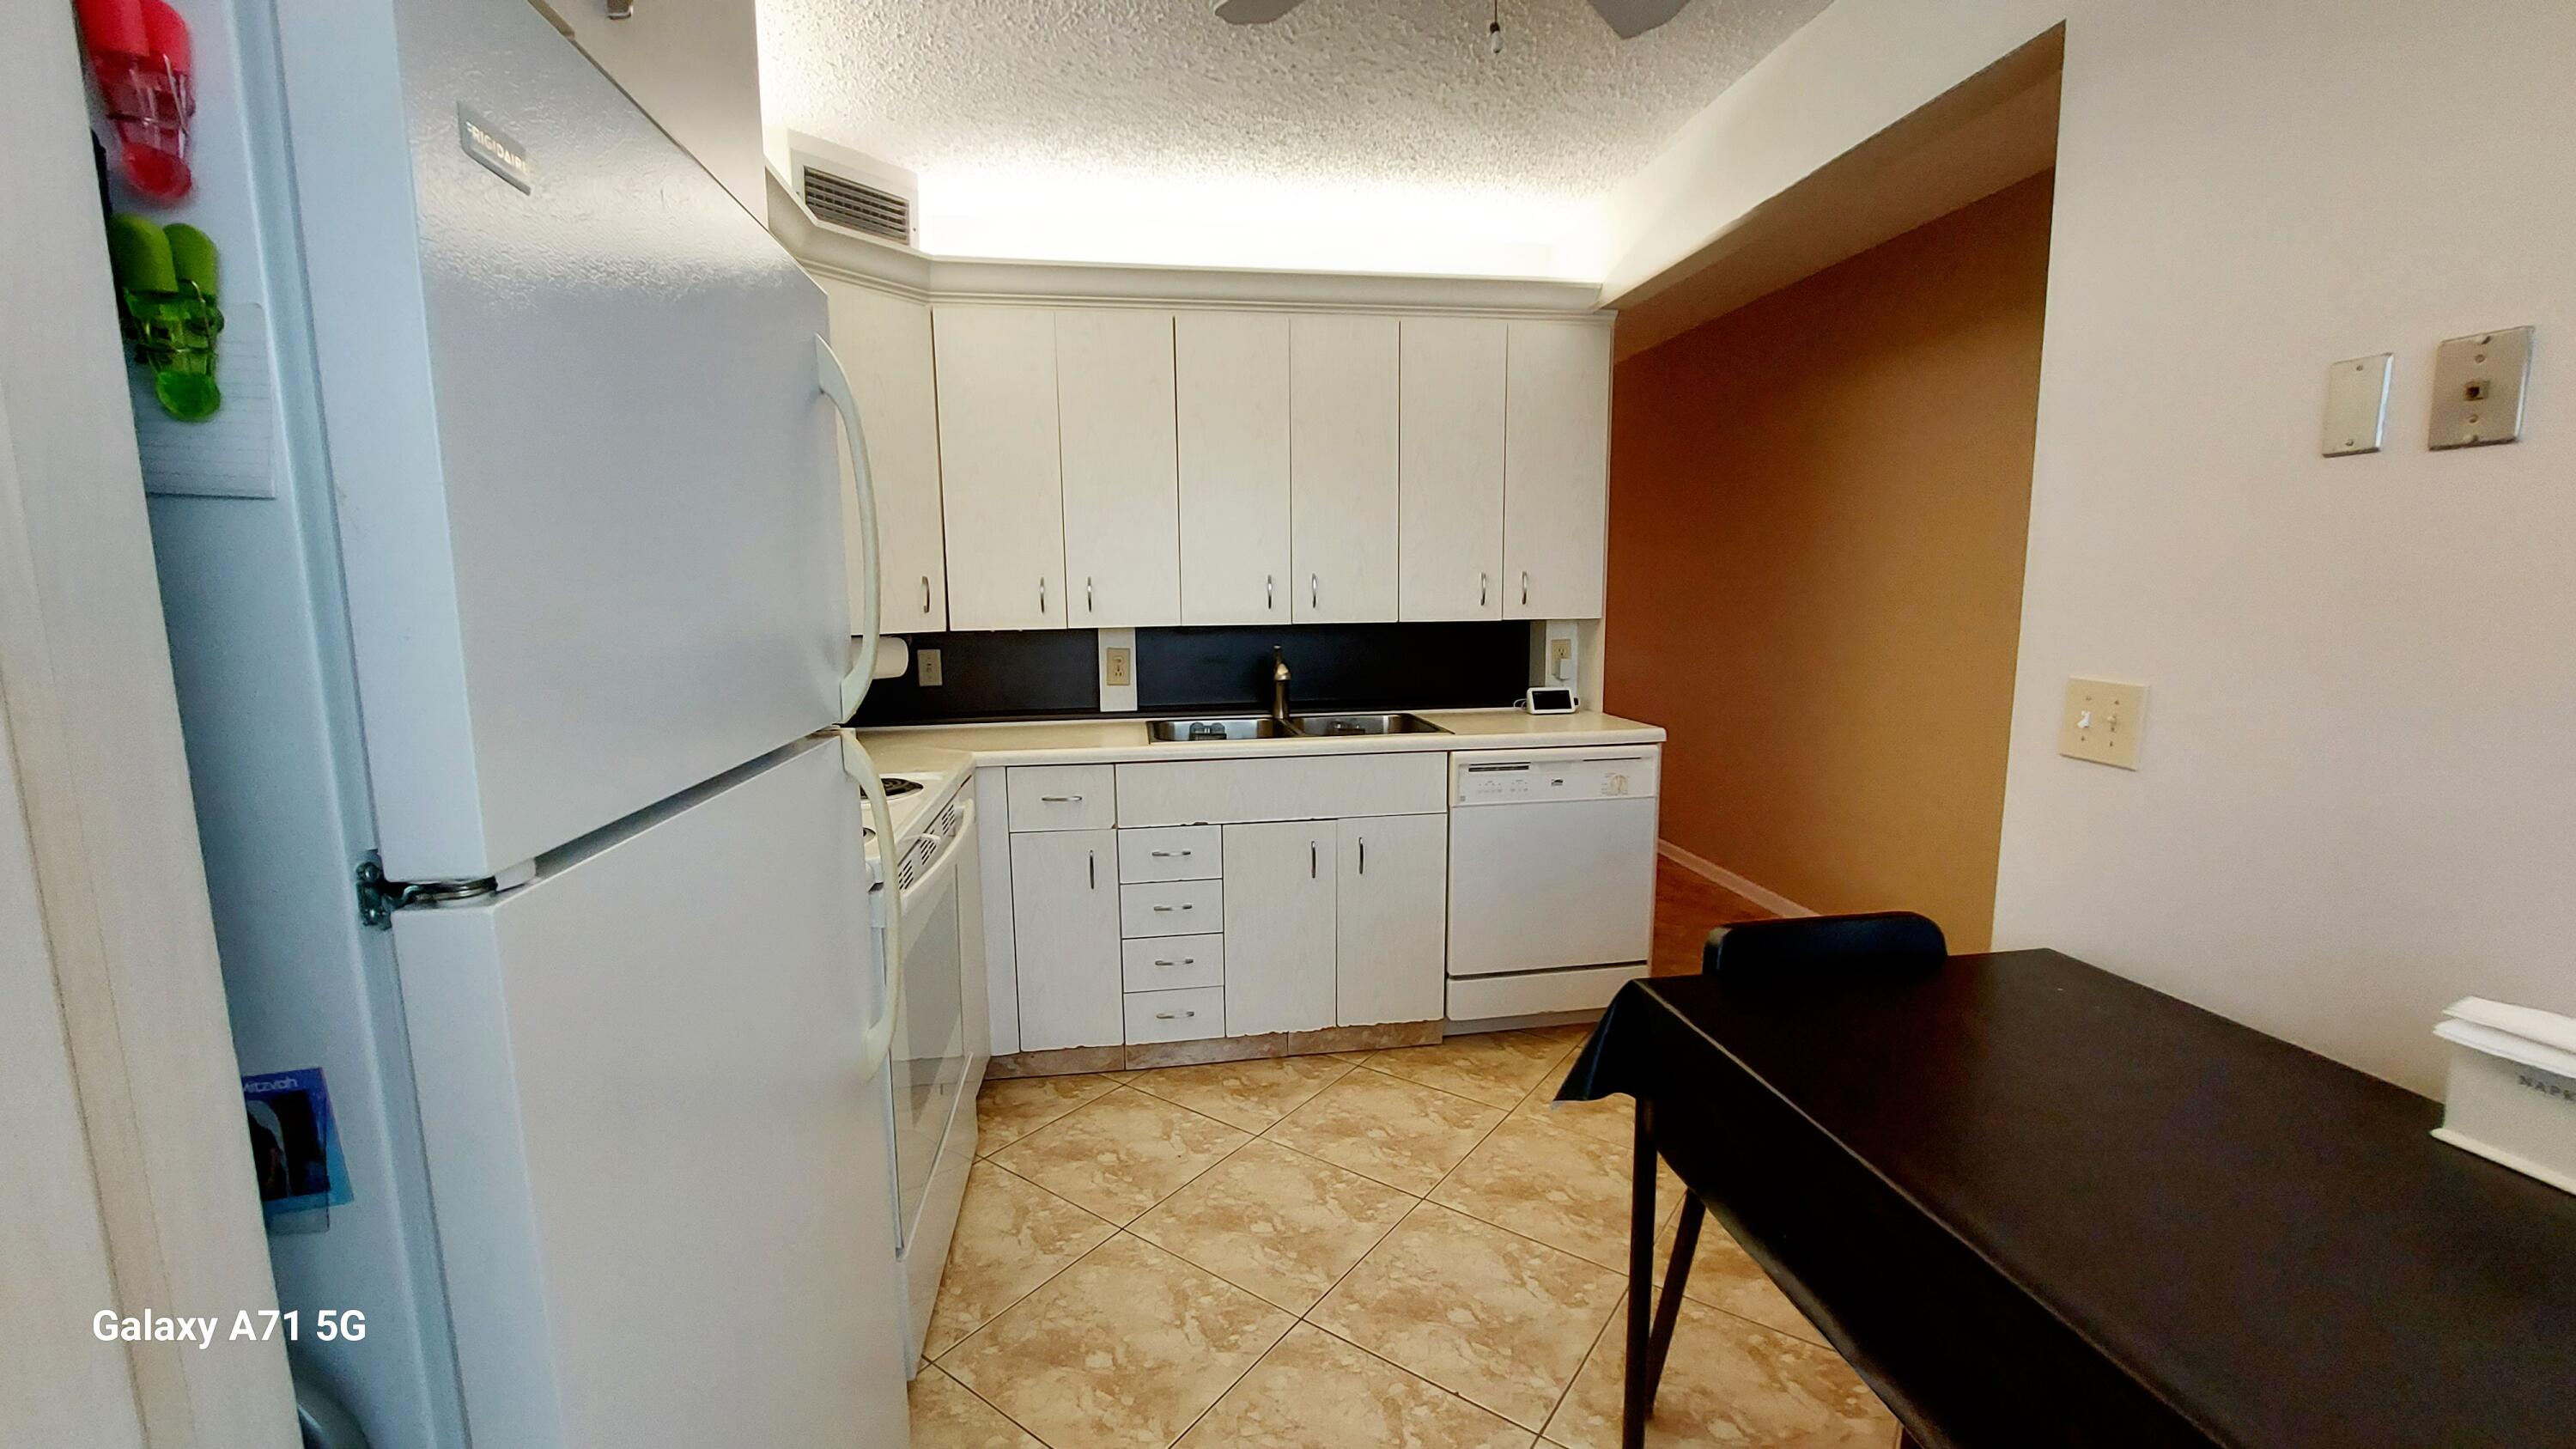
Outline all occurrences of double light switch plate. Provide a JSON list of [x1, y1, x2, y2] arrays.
[[2060, 678, 2145, 770]]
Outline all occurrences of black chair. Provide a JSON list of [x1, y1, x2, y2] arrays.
[[1643, 911, 1947, 1416]]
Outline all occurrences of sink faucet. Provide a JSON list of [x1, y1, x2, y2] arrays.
[[1270, 647, 1291, 728]]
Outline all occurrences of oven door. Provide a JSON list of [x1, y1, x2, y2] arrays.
[[888, 798, 975, 1254]]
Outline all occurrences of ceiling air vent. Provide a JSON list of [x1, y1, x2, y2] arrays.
[[802, 167, 911, 245]]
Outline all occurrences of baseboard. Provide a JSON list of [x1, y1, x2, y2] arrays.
[[1656, 840, 1817, 918]]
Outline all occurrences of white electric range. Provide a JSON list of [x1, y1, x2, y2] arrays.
[[863, 758, 985, 1370]]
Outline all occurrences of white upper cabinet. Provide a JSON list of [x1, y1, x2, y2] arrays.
[[1290, 314, 1400, 623], [933, 305, 1066, 630], [1177, 312, 1292, 625], [819, 279, 946, 634], [1056, 310, 1182, 628], [1397, 317, 1508, 621], [1504, 320, 1613, 619]]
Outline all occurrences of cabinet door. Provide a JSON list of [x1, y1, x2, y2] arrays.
[[1397, 317, 1507, 620], [933, 305, 1064, 630], [1504, 320, 1612, 619], [1221, 822, 1338, 1037], [1057, 309, 1182, 628], [820, 279, 947, 633], [1011, 829, 1122, 1050], [1177, 312, 1291, 624], [1290, 314, 1399, 623], [1335, 814, 1449, 1026]]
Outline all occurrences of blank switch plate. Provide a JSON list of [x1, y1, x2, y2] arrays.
[[2429, 326, 2533, 450], [2322, 353, 2391, 456], [2060, 678, 2145, 770]]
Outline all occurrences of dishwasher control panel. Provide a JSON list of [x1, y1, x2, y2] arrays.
[[1452, 746, 1661, 806]]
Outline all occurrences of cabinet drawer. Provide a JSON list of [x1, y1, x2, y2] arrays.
[[1118, 825, 1221, 882], [1007, 765, 1115, 831], [1121, 879, 1222, 937], [1122, 935, 1224, 992], [1125, 986, 1225, 1044]]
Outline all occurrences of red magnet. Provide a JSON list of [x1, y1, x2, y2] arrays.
[[76, 0, 197, 203]]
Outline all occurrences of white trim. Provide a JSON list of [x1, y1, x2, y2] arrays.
[[2, 8, 297, 1440], [770, 170, 1611, 320], [1656, 840, 1817, 918]]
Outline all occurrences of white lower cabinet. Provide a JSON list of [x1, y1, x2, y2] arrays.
[[1335, 813, 1449, 1026], [1008, 756, 1455, 1053], [1010, 829, 1122, 1050], [1222, 821, 1340, 1037]]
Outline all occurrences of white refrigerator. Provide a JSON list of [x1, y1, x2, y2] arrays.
[[131, 0, 915, 1443]]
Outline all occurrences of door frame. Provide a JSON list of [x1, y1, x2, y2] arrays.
[[1, 6, 296, 1444]]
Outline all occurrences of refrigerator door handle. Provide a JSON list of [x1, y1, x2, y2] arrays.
[[841, 732, 902, 1078], [818, 336, 880, 719]]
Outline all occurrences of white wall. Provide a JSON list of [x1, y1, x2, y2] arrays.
[[1998, 0, 2576, 1095], [1594, 0, 2576, 1094]]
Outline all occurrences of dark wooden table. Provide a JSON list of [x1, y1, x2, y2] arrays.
[[1558, 951, 2576, 1449]]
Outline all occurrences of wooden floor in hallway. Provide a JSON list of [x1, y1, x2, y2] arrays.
[[1649, 855, 1778, 977]]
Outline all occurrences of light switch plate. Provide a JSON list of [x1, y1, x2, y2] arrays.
[[2429, 326, 2533, 450], [914, 648, 943, 687], [2060, 678, 2145, 770], [2322, 353, 2391, 456]]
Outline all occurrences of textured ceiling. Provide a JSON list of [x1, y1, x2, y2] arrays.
[[757, 0, 1830, 276]]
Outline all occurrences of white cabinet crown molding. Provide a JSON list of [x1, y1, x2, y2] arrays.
[[773, 174, 1613, 320]]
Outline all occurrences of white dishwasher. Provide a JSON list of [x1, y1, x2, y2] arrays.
[[1446, 745, 1661, 1021]]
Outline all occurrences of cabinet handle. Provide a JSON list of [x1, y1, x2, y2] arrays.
[[1310, 573, 1319, 609], [1521, 571, 1531, 606], [1088, 850, 1097, 889], [920, 575, 932, 614], [1039, 577, 1048, 613], [1358, 837, 1366, 874], [1152, 958, 1195, 968], [1266, 574, 1275, 612], [1086, 576, 1095, 614], [1479, 572, 1489, 606], [1149, 849, 1192, 858], [1309, 841, 1318, 879], [1151, 903, 1193, 913], [1154, 1010, 1198, 1021], [1040, 794, 1085, 803]]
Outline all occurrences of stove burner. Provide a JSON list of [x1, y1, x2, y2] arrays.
[[882, 776, 926, 797]]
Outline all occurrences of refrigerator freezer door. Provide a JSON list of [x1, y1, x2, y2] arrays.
[[390, 739, 907, 1447], [274, 0, 845, 880]]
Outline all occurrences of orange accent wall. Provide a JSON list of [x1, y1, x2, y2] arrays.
[[1605, 173, 2053, 950]]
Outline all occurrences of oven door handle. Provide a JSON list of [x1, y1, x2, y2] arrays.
[[898, 798, 976, 912], [841, 732, 902, 1080]]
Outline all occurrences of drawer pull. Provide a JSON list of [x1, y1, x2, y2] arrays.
[[1151, 904, 1194, 913], [1040, 794, 1085, 803], [1151, 957, 1195, 968], [1153, 1009, 1198, 1021], [1149, 849, 1193, 858]]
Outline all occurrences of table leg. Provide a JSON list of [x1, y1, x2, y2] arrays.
[[1643, 1194, 1702, 1411], [1623, 1099, 1656, 1449]]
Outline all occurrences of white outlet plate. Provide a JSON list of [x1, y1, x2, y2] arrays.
[[1097, 627, 1138, 713], [2060, 678, 2145, 770], [915, 648, 943, 687], [2428, 326, 2533, 450]]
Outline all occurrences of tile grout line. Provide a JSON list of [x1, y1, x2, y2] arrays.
[[923, 1359, 1061, 1449], [925, 1157, 1116, 1367]]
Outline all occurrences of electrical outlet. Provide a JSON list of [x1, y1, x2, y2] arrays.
[[1104, 646, 1133, 687], [916, 648, 943, 687], [1547, 638, 1573, 682], [2059, 678, 2144, 769]]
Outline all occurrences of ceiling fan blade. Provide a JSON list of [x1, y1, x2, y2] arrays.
[[1584, 0, 1692, 39], [1212, 0, 1307, 23]]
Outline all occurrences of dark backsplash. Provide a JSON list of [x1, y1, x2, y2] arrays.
[[853, 622, 1534, 726]]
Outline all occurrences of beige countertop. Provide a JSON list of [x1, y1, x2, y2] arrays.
[[852, 707, 1662, 771]]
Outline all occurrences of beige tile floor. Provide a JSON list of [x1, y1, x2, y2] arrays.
[[911, 1027, 1900, 1449]]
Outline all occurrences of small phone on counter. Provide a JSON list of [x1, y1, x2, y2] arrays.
[[1520, 686, 1577, 715]]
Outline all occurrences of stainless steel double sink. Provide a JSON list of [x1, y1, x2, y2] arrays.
[[1145, 712, 1449, 742]]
